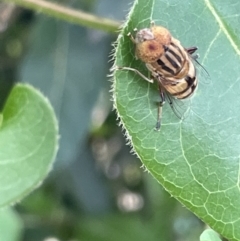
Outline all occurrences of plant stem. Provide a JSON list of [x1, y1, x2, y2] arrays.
[[6, 0, 121, 33]]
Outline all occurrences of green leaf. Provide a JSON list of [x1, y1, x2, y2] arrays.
[[113, 1, 240, 240], [0, 84, 58, 206], [0, 208, 23, 241], [200, 229, 222, 241], [0, 114, 3, 128]]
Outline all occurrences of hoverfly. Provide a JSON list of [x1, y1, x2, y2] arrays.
[[117, 21, 209, 130]]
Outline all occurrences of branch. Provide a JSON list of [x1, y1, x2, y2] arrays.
[[6, 0, 121, 33]]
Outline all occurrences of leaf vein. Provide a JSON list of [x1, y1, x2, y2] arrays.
[[205, 0, 240, 56]]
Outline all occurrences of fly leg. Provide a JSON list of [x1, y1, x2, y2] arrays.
[[115, 66, 154, 83], [155, 85, 165, 131], [165, 93, 180, 119]]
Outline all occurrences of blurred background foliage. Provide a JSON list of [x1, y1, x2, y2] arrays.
[[0, 1, 205, 241]]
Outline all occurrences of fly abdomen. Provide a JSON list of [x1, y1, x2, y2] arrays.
[[171, 76, 198, 99], [163, 56, 198, 99]]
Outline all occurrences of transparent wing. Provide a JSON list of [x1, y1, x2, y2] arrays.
[[156, 76, 192, 120], [186, 47, 211, 85], [154, 84, 191, 130], [164, 91, 191, 120], [193, 57, 211, 85]]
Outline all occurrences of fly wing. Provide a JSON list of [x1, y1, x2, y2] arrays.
[[164, 90, 191, 120], [186, 48, 211, 85], [193, 57, 211, 85], [157, 79, 192, 120]]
